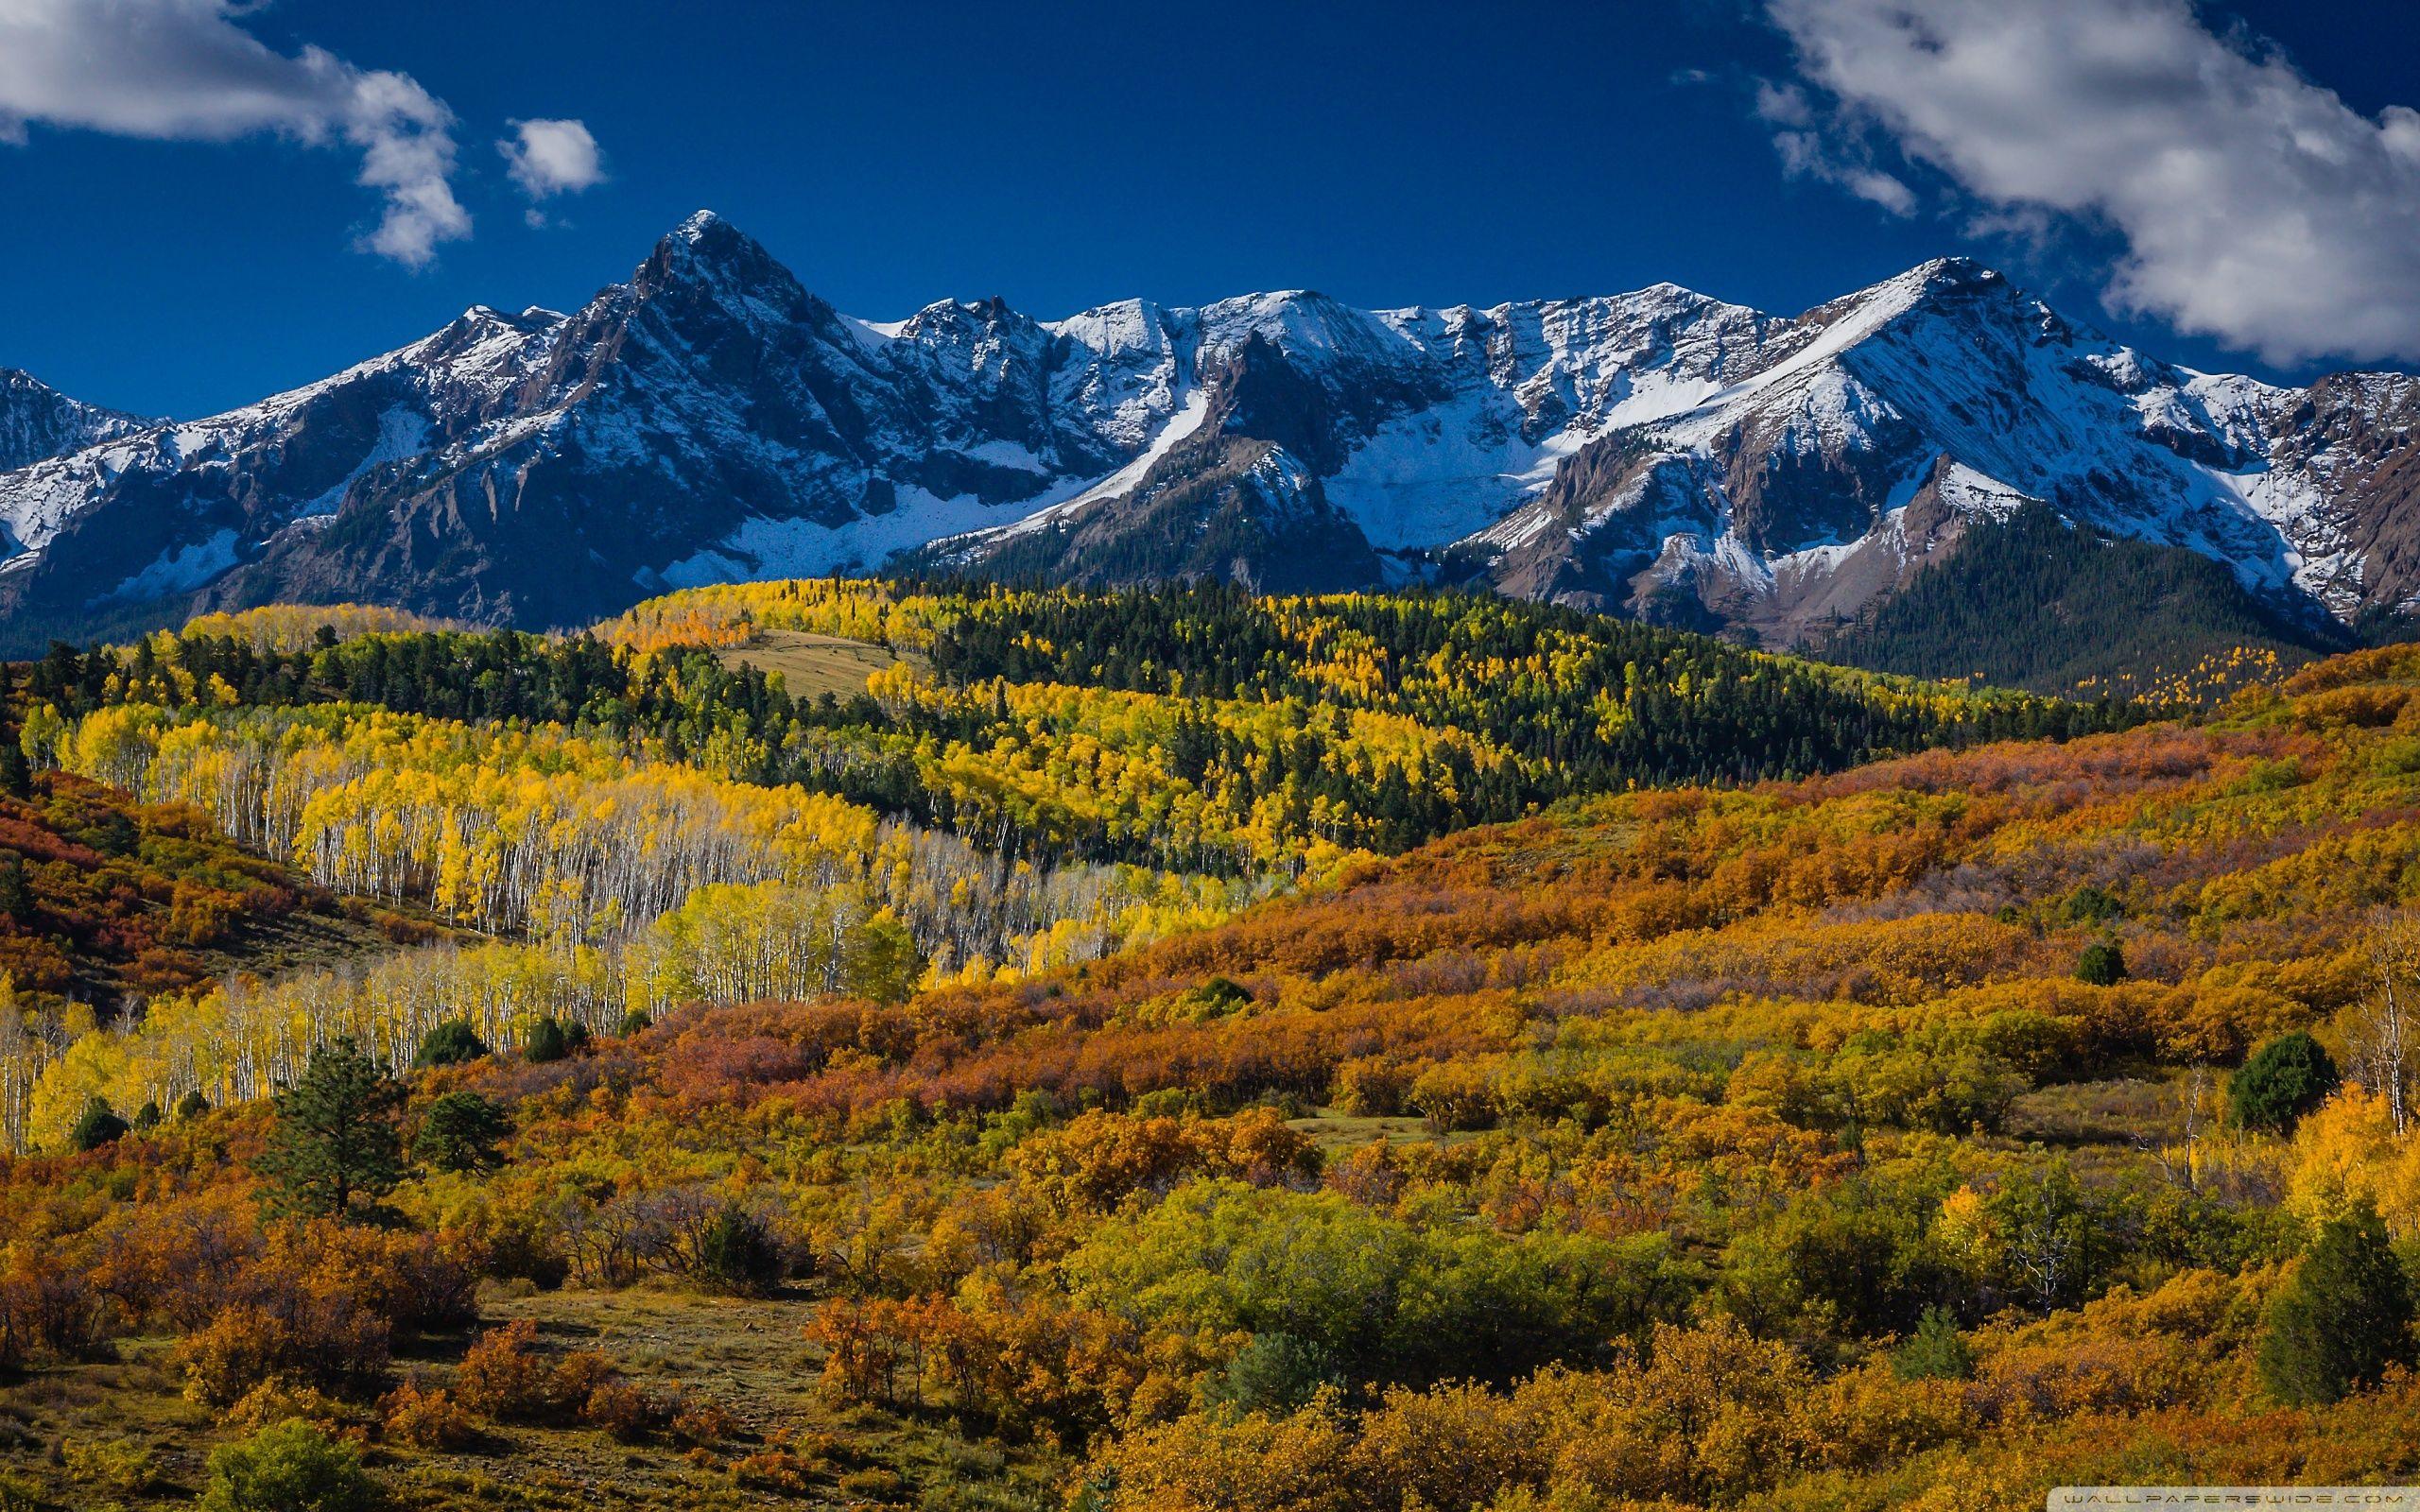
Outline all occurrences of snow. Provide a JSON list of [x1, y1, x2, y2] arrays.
[[841, 316, 907, 354], [1046, 300, 1169, 357], [1238, 449, 1320, 521], [984, 386, 1216, 541], [295, 408, 432, 518], [1324, 393, 1582, 550], [653, 484, 1044, 585], [1932, 462, 2036, 521], [961, 438, 1049, 473], [106, 529, 240, 602], [1046, 301, 1186, 454]]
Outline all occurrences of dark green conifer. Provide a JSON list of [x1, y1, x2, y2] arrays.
[[2231, 1032, 2339, 1133], [411, 1091, 512, 1175], [68, 1095, 129, 1152], [2259, 1202, 2416, 1405], [255, 1036, 404, 1219]]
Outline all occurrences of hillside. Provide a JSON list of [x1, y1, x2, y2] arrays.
[[25, 581, 2124, 892], [1824, 505, 2348, 700], [0, 583, 2124, 1139], [0, 594, 2414, 1508], [0, 767, 413, 1018]]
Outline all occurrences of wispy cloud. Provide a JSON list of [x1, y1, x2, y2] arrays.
[[0, 0, 523, 267], [1762, 0, 2420, 366], [1756, 80, 1915, 216]]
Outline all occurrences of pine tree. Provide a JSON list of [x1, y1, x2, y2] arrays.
[[0, 852, 28, 924], [2258, 1202, 2416, 1405], [410, 1091, 512, 1175], [1893, 1306, 1976, 1381], [412, 1019, 489, 1068], [2232, 1031, 2340, 1133], [68, 1095, 129, 1152], [255, 1036, 404, 1218]]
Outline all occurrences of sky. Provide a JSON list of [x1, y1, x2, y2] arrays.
[[3, 0, 2419, 419]]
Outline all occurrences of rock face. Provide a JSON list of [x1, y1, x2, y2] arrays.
[[1, 214, 2416, 648], [0, 368, 147, 495]]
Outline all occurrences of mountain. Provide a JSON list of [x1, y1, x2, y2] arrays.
[[0, 368, 146, 477], [0, 213, 2411, 665], [1824, 502, 2344, 698]]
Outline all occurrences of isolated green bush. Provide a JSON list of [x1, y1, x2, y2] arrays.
[[412, 1018, 489, 1068], [697, 1203, 787, 1295], [68, 1095, 129, 1152], [199, 1419, 373, 1512], [2073, 940, 2126, 986], [2231, 1031, 2339, 1133]]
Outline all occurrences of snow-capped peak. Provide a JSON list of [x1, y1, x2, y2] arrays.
[[0, 369, 151, 477], [3, 219, 2416, 652]]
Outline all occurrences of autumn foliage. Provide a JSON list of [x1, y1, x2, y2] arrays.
[[0, 590, 2416, 1509]]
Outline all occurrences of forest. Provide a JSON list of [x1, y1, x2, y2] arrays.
[[1822, 505, 2341, 702], [0, 583, 2412, 1511]]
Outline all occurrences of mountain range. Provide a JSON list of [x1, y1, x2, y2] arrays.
[[1, 210, 2413, 673]]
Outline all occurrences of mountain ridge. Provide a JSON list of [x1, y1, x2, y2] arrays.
[[0, 367, 150, 489], [0, 214, 2411, 661]]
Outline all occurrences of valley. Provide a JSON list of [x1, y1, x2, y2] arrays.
[[13, 5, 2420, 1508], [0, 586, 2411, 1510]]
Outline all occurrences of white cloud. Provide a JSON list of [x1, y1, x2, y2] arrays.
[[1755, 78, 1915, 215], [1766, 0, 2420, 366], [1754, 79, 1813, 129], [500, 117, 605, 200], [1772, 130, 1919, 216], [0, 0, 465, 266]]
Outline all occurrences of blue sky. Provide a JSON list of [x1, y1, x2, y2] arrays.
[[3, 0, 2417, 419]]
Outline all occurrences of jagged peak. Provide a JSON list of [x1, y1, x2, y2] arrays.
[[426, 303, 562, 353], [1908, 253, 2000, 284], [0, 366, 86, 400], [1201, 289, 1365, 322], [632, 209, 819, 320], [1199, 289, 1409, 362], [1832, 255, 2014, 318], [646, 209, 778, 277], [892, 296, 1053, 349], [0, 365, 147, 423]]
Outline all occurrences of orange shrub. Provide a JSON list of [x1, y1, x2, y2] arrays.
[[669, 1393, 740, 1447], [452, 1318, 558, 1420], [580, 1380, 666, 1441], [177, 1281, 390, 1406], [380, 1380, 477, 1448]]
